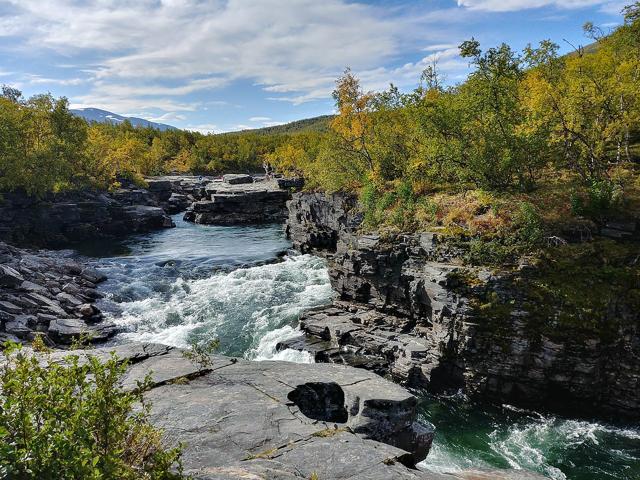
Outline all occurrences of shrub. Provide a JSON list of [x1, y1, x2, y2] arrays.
[[0, 342, 183, 480], [464, 238, 514, 266], [570, 179, 624, 218], [513, 201, 544, 246]]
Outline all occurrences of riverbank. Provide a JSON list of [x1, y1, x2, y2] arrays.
[[1, 177, 637, 479], [284, 192, 640, 421]]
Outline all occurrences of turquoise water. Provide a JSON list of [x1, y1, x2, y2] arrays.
[[85, 215, 639, 479], [418, 393, 640, 480]]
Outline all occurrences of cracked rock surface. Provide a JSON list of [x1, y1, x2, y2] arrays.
[[47, 343, 548, 480]]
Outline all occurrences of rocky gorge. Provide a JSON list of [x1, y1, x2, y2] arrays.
[[283, 192, 640, 420], [1, 176, 637, 479]]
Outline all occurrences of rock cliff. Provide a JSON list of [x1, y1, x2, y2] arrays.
[[183, 177, 295, 225], [285, 192, 640, 419], [0, 185, 174, 247]]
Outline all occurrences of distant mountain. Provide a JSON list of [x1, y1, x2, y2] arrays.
[[70, 108, 177, 131], [231, 115, 334, 135]]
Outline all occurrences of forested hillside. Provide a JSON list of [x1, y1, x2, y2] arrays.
[[268, 3, 640, 264], [1, 2, 638, 228], [0, 89, 323, 196], [240, 115, 333, 135]]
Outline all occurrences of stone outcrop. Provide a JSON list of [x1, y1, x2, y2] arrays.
[[44, 343, 546, 480], [286, 192, 640, 420], [183, 178, 292, 225], [222, 173, 254, 185], [0, 185, 174, 248], [147, 175, 215, 213], [0, 242, 116, 347]]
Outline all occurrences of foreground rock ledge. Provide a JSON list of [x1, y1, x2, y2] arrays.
[[47, 343, 546, 480]]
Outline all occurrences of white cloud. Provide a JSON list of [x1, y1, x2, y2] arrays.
[[6, 0, 610, 115], [0, 0, 450, 107], [457, 0, 607, 12], [149, 112, 187, 123], [26, 74, 86, 86], [422, 43, 458, 52], [69, 96, 199, 115]]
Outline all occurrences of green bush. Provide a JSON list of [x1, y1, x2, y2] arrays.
[[464, 239, 514, 266], [0, 342, 183, 480], [513, 201, 544, 246], [570, 179, 624, 218]]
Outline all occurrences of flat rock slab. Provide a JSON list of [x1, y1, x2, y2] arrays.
[[205, 179, 282, 195], [223, 174, 254, 185], [43, 343, 548, 480]]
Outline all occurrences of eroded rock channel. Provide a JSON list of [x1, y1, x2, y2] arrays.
[[1, 175, 636, 479]]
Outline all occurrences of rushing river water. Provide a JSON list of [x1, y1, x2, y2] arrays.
[[86, 215, 332, 362], [83, 214, 639, 480]]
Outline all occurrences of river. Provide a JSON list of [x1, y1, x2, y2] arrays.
[[83, 214, 640, 480]]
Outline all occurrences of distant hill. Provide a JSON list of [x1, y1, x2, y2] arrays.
[[70, 108, 177, 131], [231, 115, 334, 135]]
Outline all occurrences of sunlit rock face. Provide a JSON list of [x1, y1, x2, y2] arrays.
[[285, 191, 640, 420]]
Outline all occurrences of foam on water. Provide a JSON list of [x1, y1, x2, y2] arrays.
[[99, 254, 332, 358], [90, 216, 333, 360], [418, 396, 640, 480], [249, 325, 314, 363]]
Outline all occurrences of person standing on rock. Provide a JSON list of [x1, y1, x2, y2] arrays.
[[263, 161, 273, 180]]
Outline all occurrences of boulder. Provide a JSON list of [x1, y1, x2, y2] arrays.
[[47, 318, 117, 344], [222, 174, 253, 185], [80, 268, 107, 284], [77, 303, 97, 318], [19, 280, 48, 293], [0, 265, 24, 288], [0, 300, 22, 314], [277, 177, 305, 190], [56, 292, 83, 307]]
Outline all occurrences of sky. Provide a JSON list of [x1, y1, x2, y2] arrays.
[[0, 0, 628, 133]]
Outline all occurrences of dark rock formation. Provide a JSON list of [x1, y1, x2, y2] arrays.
[[43, 343, 547, 480], [0, 242, 116, 346], [0, 187, 174, 248], [277, 177, 305, 190], [183, 179, 291, 225], [286, 192, 361, 253], [286, 192, 640, 420]]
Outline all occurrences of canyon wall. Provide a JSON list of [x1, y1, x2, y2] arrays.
[[286, 192, 640, 419]]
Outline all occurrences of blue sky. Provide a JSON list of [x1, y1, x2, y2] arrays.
[[0, 0, 627, 133]]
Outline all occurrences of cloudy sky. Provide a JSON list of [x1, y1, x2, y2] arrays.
[[0, 0, 627, 132]]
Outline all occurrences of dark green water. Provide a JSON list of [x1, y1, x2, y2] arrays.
[[418, 393, 640, 479], [84, 215, 639, 479]]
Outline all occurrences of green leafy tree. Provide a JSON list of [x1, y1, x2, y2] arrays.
[[0, 342, 183, 480]]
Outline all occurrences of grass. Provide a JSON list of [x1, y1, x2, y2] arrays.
[[311, 427, 349, 438], [244, 447, 279, 460]]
